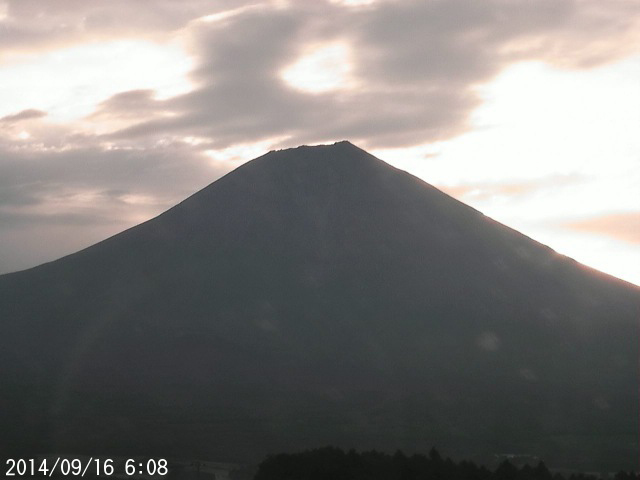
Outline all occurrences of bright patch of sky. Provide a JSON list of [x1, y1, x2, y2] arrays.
[[205, 136, 292, 169], [372, 56, 640, 285], [328, 0, 377, 6], [0, 39, 194, 123], [281, 43, 355, 94]]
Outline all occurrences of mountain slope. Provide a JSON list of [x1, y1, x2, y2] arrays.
[[0, 141, 637, 470]]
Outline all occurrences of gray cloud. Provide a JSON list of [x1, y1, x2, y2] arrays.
[[0, 109, 47, 123], [0, 0, 236, 52], [103, 3, 478, 148], [101, 0, 640, 150], [0, 137, 229, 272], [0, 141, 222, 208], [0, 209, 121, 229], [89, 89, 171, 122]]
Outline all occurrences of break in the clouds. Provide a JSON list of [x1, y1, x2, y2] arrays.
[[100, 0, 640, 149], [0, 0, 639, 283]]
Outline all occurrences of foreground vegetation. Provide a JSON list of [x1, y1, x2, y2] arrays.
[[253, 447, 638, 480]]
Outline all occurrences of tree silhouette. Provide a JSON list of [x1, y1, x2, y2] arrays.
[[253, 446, 615, 480]]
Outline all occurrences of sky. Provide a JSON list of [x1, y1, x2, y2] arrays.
[[0, 0, 638, 285]]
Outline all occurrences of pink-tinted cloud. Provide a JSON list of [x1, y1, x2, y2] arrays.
[[439, 175, 582, 202], [566, 212, 640, 245]]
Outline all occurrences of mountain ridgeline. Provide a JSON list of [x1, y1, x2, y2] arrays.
[[0, 142, 637, 470]]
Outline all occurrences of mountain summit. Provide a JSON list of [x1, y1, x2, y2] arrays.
[[1, 142, 637, 470]]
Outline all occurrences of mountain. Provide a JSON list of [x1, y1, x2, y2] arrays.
[[0, 141, 637, 470]]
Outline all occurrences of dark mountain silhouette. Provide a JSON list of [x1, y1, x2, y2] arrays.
[[0, 142, 637, 470]]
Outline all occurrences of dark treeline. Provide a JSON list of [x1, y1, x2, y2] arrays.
[[253, 447, 639, 480]]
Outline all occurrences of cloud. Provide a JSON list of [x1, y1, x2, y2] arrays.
[[95, 0, 640, 151], [0, 108, 47, 123], [0, 0, 236, 53], [0, 129, 228, 235], [0, 140, 220, 208], [6, 0, 636, 150], [439, 175, 584, 202], [92, 90, 158, 114], [0, 128, 233, 273], [88, 90, 174, 127], [102, 2, 483, 149], [565, 212, 640, 245]]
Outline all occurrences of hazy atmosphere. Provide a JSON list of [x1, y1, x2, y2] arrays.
[[1, 0, 639, 285]]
